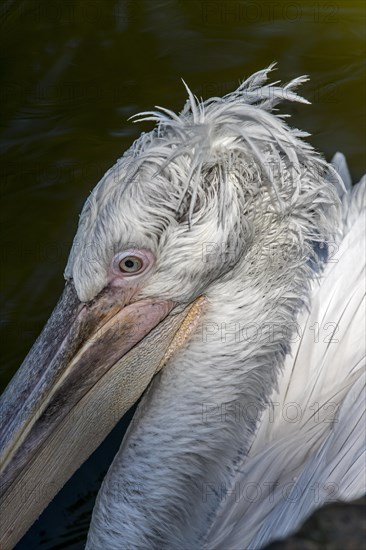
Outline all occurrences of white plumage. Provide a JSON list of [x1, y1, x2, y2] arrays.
[[0, 66, 364, 550], [79, 67, 365, 548], [204, 171, 366, 549]]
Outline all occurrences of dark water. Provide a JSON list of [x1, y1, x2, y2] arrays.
[[1, 1, 365, 548]]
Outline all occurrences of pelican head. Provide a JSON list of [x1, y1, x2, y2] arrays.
[[1, 65, 351, 549]]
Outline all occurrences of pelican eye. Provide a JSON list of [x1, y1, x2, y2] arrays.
[[119, 256, 143, 273], [112, 249, 154, 280]]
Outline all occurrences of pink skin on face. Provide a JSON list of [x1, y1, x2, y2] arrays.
[[104, 248, 164, 335]]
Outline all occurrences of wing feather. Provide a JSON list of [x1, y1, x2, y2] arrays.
[[205, 165, 365, 549]]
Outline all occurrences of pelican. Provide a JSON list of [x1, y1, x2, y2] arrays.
[[0, 64, 365, 550]]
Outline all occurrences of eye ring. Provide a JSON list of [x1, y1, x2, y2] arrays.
[[112, 249, 154, 278]]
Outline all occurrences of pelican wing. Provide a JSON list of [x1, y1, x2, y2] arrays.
[[205, 162, 366, 549]]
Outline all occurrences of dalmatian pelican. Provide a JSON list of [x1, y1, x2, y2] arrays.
[[0, 65, 365, 549]]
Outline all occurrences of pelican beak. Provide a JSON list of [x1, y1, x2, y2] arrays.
[[0, 281, 205, 549]]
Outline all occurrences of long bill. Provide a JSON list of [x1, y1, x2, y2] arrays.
[[0, 281, 205, 549]]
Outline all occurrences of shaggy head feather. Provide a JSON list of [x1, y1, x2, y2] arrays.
[[65, 63, 339, 304]]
